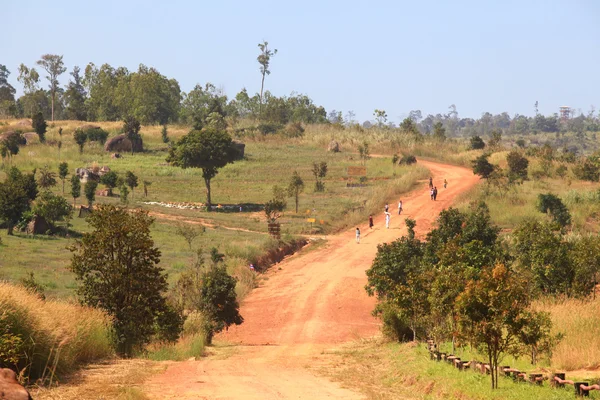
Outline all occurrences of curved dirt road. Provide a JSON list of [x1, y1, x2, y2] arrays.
[[145, 160, 479, 399]]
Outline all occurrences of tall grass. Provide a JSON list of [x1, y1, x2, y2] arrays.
[[144, 312, 205, 361], [536, 296, 600, 370], [0, 282, 113, 382]]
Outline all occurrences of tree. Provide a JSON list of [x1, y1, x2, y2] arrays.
[[180, 83, 228, 129], [70, 174, 81, 206], [471, 154, 495, 179], [58, 162, 68, 194], [0, 179, 31, 235], [358, 141, 370, 165], [197, 264, 243, 344], [31, 112, 47, 143], [37, 165, 57, 190], [456, 264, 543, 389], [161, 125, 169, 143], [506, 150, 529, 183], [100, 171, 119, 196], [64, 66, 87, 120], [470, 135, 486, 150], [0, 132, 25, 162], [433, 122, 446, 141], [537, 193, 571, 228], [488, 130, 502, 148], [312, 161, 328, 192], [123, 116, 142, 154], [264, 198, 286, 222], [37, 54, 66, 121], [257, 41, 278, 117], [373, 109, 388, 127], [119, 183, 129, 204], [33, 191, 72, 228], [287, 171, 304, 213], [143, 180, 151, 197], [0, 65, 16, 108], [69, 205, 181, 356], [175, 222, 204, 250], [167, 128, 237, 209], [125, 171, 139, 201], [84, 180, 98, 208], [73, 129, 87, 153]]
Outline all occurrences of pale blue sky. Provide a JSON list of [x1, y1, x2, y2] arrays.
[[3, 0, 599, 123]]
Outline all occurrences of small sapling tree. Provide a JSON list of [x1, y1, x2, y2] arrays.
[[161, 125, 169, 143], [472, 154, 495, 179], [100, 171, 118, 196], [37, 165, 57, 190], [73, 129, 87, 153], [537, 193, 571, 228], [84, 180, 98, 208], [58, 162, 68, 194], [123, 116, 142, 154], [70, 174, 81, 207], [175, 222, 205, 250], [506, 150, 529, 183], [287, 171, 304, 213], [31, 112, 47, 143], [312, 161, 327, 192], [358, 141, 370, 165], [125, 171, 139, 201]]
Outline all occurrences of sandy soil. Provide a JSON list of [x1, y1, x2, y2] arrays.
[[144, 160, 479, 399]]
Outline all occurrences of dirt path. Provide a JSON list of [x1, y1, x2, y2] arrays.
[[144, 160, 479, 399]]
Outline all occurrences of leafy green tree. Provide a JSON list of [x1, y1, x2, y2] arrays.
[[31, 112, 47, 143], [36, 54, 66, 121], [85, 127, 109, 144], [37, 165, 57, 190], [180, 83, 228, 129], [73, 129, 87, 153], [470, 135, 486, 150], [119, 184, 129, 204], [506, 150, 529, 183], [312, 161, 327, 192], [167, 128, 237, 209], [471, 154, 495, 179], [100, 171, 119, 196], [287, 171, 304, 213], [373, 109, 387, 127], [257, 41, 277, 117], [0, 64, 16, 106], [0, 179, 31, 234], [569, 235, 600, 297], [70, 174, 81, 206], [84, 180, 98, 208], [58, 162, 68, 194], [17, 64, 40, 116], [69, 205, 181, 356], [33, 191, 72, 228], [400, 117, 420, 136], [198, 263, 243, 344], [433, 122, 446, 141], [457, 264, 543, 389], [0, 131, 25, 162], [7, 167, 38, 201], [123, 116, 142, 154], [488, 130, 502, 148], [572, 157, 600, 182], [537, 193, 571, 228], [264, 197, 286, 222], [125, 171, 139, 201], [64, 66, 87, 120], [161, 125, 169, 143]]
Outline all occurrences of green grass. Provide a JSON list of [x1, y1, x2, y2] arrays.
[[323, 340, 600, 400]]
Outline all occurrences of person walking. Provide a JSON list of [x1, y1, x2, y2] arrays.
[[433, 186, 438, 201], [355, 227, 361, 243], [430, 187, 434, 200], [384, 203, 389, 213], [444, 179, 448, 189], [369, 215, 374, 229], [398, 200, 403, 215], [429, 176, 433, 188], [385, 211, 391, 229]]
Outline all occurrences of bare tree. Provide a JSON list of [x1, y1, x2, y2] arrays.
[[257, 41, 277, 117], [37, 54, 67, 121]]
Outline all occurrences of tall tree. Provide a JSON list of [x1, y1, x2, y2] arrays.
[[37, 54, 67, 121], [0, 65, 16, 117], [373, 109, 388, 128], [64, 66, 87, 120], [0, 179, 31, 235], [257, 41, 277, 117], [58, 162, 68, 195], [69, 205, 181, 356], [17, 64, 41, 117], [167, 128, 237, 209]]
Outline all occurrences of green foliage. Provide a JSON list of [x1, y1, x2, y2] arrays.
[[264, 198, 286, 222], [373, 109, 388, 127], [398, 154, 417, 165], [161, 125, 169, 143], [125, 171, 139, 200], [85, 127, 109, 144], [257, 122, 282, 135], [70, 174, 81, 205], [73, 129, 87, 153], [37, 165, 57, 190], [572, 157, 600, 182], [119, 184, 129, 204], [516, 138, 526, 148], [312, 161, 327, 192], [0, 132, 25, 159], [471, 154, 495, 179], [180, 83, 228, 129], [58, 162, 68, 194], [257, 41, 277, 116], [31, 112, 47, 143], [175, 222, 204, 250], [433, 122, 446, 141], [69, 205, 180, 356], [64, 66, 87, 120], [0, 171, 32, 234], [100, 171, 118, 195], [167, 128, 237, 208], [33, 191, 72, 227], [537, 193, 571, 228], [123, 116, 142, 154], [287, 171, 304, 213], [506, 150, 529, 183], [488, 130, 502, 148], [470, 135, 486, 150], [357, 141, 370, 165], [84, 180, 98, 207]]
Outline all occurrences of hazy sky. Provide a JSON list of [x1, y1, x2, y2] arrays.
[[3, 0, 599, 123]]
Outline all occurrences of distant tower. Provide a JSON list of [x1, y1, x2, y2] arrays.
[[559, 106, 571, 122]]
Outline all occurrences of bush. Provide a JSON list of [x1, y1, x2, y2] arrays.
[[257, 123, 282, 135], [379, 303, 413, 342], [0, 282, 113, 383], [85, 127, 109, 144], [470, 135, 486, 150], [537, 193, 571, 228], [572, 158, 600, 182], [398, 154, 417, 165], [31, 112, 47, 143], [283, 122, 305, 138]]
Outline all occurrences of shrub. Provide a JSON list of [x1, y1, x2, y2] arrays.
[[470, 135, 485, 150], [31, 112, 47, 143], [85, 127, 109, 144], [257, 123, 282, 135], [73, 129, 87, 153], [537, 193, 571, 228], [283, 122, 304, 138], [572, 158, 600, 182]]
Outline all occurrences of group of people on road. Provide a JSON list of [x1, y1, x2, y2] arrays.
[[428, 177, 448, 201]]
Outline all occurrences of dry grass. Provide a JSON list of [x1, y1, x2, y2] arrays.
[[0, 282, 113, 382], [536, 295, 600, 370]]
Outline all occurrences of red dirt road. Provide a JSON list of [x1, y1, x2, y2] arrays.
[[145, 160, 479, 399]]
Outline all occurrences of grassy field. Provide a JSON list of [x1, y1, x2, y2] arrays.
[[321, 340, 600, 400], [0, 119, 428, 298]]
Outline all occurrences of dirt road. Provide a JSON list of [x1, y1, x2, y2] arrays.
[[144, 160, 479, 400]]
